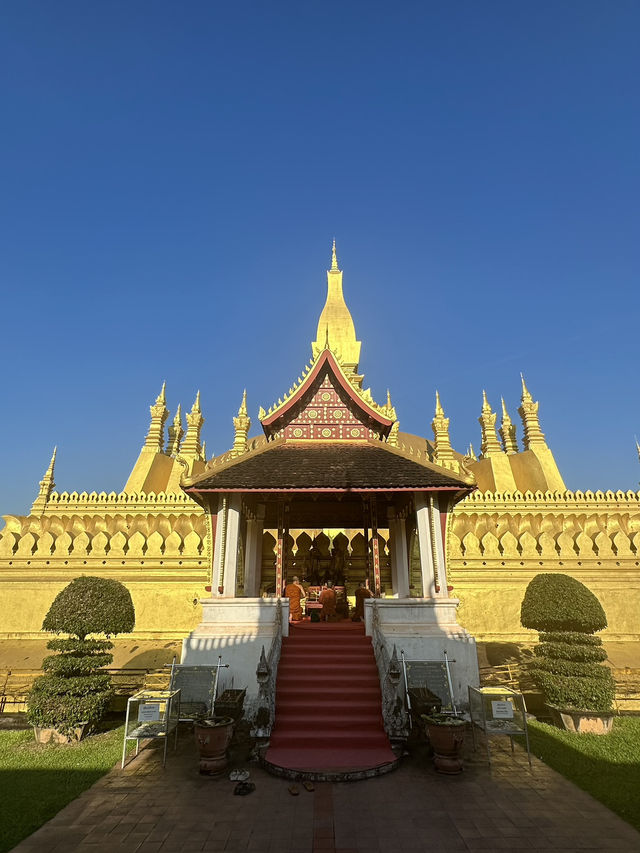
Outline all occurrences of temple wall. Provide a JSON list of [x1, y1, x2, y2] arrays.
[[449, 489, 640, 641], [0, 491, 210, 639], [2, 488, 640, 645]]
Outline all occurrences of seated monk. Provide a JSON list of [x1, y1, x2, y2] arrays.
[[318, 580, 337, 621], [353, 581, 373, 621], [284, 576, 306, 622]]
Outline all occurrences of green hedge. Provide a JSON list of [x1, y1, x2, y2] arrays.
[[43, 576, 135, 640], [521, 573, 607, 633], [521, 573, 613, 713], [28, 577, 135, 736]]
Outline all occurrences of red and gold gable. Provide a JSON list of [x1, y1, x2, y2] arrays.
[[260, 350, 393, 442], [283, 375, 383, 442]]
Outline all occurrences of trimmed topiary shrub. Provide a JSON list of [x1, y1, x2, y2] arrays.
[[520, 573, 615, 713], [28, 577, 135, 738]]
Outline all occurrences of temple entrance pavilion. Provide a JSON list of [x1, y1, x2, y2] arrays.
[[181, 440, 480, 713], [179, 246, 481, 721], [183, 441, 473, 602]]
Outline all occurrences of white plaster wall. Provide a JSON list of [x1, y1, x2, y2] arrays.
[[363, 598, 479, 708], [181, 598, 289, 702]]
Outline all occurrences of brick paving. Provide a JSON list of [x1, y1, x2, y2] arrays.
[[11, 730, 640, 853]]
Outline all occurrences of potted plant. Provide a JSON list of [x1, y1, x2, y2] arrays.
[[27, 576, 135, 743], [520, 573, 616, 734], [194, 715, 235, 775], [421, 713, 467, 774]]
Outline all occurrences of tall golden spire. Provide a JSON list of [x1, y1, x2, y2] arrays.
[[181, 391, 205, 461], [167, 404, 184, 457], [499, 397, 519, 454], [32, 447, 57, 513], [385, 390, 399, 445], [311, 242, 362, 375], [518, 374, 547, 449], [479, 391, 503, 457], [143, 382, 169, 453], [232, 390, 251, 456], [432, 392, 458, 471]]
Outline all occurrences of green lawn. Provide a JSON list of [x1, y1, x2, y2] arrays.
[[0, 725, 125, 853], [524, 716, 640, 831]]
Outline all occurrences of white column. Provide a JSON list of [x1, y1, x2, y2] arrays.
[[222, 494, 242, 597], [388, 508, 410, 598], [429, 495, 449, 599], [243, 503, 264, 597], [414, 492, 437, 598], [211, 495, 226, 596]]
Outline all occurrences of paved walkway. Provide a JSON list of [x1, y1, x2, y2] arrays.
[[11, 731, 640, 853]]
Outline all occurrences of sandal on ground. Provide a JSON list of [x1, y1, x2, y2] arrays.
[[233, 781, 255, 796], [288, 785, 300, 796], [302, 781, 315, 792]]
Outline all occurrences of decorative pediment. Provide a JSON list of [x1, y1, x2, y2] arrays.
[[259, 349, 394, 442]]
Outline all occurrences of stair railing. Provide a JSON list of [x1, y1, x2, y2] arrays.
[[369, 600, 410, 740], [254, 598, 284, 738]]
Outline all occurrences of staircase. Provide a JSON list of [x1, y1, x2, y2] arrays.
[[264, 622, 398, 778]]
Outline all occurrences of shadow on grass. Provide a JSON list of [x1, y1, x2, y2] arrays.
[[0, 723, 126, 853], [523, 719, 640, 832]]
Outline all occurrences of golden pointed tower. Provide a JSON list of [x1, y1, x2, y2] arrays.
[[478, 391, 503, 457], [232, 390, 251, 457], [499, 397, 519, 454], [181, 391, 205, 461], [518, 375, 547, 449], [167, 404, 184, 457], [31, 447, 57, 514], [432, 392, 458, 471], [143, 382, 169, 453], [385, 390, 399, 446], [311, 242, 362, 377]]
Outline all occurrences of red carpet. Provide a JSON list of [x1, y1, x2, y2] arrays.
[[264, 621, 397, 773]]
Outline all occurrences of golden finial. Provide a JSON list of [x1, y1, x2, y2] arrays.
[[499, 397, 518, 455], [435, 390, 444, 416], [32, 446, 58, 513], [258, 405, 266, 420], [518, 376, 547, 449], [331, 239, 338, 271], [167, 404, 184, 457], [520, 372, 532, 402], [238, 389, 248, 416], [192, 390, 201, 413], [156, 381, 167, 405], [482, 389, 491, 413]]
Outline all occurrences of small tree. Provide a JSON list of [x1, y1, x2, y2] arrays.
[[520, 573, 615, 713], [28, 576, 135, 737]]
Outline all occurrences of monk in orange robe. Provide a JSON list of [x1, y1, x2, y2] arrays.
[[353, 581, 372, 621], [319, 581, 337, 621], [284, 576, 306, 622]]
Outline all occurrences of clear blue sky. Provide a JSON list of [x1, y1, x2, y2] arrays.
[[1, 1, 639, 516]]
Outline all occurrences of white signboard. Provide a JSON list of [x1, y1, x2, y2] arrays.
[[491, 700, 514, 719], [138, 703, 161, 723]]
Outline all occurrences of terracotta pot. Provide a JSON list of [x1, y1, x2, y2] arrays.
[[547, 706, 614, 735], [194, 716, 235, 775], [425, 722, 466, 774]]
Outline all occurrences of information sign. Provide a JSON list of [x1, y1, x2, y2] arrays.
[[491, 700, 514, 719], [404, 661, 452, 709], [138, 703, 161, 723]]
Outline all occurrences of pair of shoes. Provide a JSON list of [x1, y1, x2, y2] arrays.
[[229, 769, 250, 782], [234, 781, 255, 796]]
